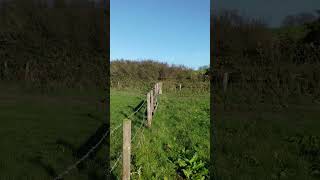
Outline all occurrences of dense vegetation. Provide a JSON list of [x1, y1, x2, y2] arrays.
[[110, 60, 209, 91], [109, 58, 210, 179], [0, 1, 109, 179], [0, 0, 108, 90], [212, 10, 320, 179], [110, 89, 210, 179], [212, 10, 320, 106]]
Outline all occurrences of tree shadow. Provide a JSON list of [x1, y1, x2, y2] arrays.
[[75, 123, 108, 168], [51, 99, 146, 179], [128, 100, 147, 128], [78, 112, 103, 122], [52, 122, 109, 179], [29, 155, 57, 178]]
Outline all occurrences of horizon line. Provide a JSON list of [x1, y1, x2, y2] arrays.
[[110, 58, 209, 70]]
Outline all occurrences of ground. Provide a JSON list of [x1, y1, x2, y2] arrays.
[[215, 100, 320, 180], [110, 89, 210, 179], [0, 83, 107, 179]]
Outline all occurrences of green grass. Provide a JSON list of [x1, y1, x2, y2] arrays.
[[0, 83, 107, 179], [215, 101, 320, 180], [110, 89, 145, 178], [110, 89, 210, 179]]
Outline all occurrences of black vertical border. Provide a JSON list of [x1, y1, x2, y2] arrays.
[[210, 0, 217, 179], [104, 0, 111, 178]]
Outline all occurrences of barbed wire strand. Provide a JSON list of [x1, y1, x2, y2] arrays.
[[55, 96, 150, 179], [109, 101, 147, 175], [127, 100, 146, 119], [54, 123, 122, 180], [110, 153, 122, 173], [131, 106, 147, 142], [133, 105, 147, 150]]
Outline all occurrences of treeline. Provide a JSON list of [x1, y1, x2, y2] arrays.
[[212, 10, 320, 105], [0, 0, 108, 90], [110, 60, 209, 91]]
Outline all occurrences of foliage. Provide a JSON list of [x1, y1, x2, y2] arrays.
[[0, 0, 108, 90], [212, 10, 320, 107], [286, 134, 320, 177], [110, 90, 210, 179], [110, 60, 209, 90], [215, 102, 320, 180], [168, 147, 209, 179]]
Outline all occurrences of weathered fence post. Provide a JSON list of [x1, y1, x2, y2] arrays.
[[179, 83, 182, 91], [155, 83, 158, 95], [157, 83, 159, 96], [159, 82, 162, 94], [150, 90, 154, 113], [122, 119, 131, 180], [147, 92, 152, 127], [223, 72, 229, 93]]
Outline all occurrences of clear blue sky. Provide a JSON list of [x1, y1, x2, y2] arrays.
[[110, 0, 210, 69]]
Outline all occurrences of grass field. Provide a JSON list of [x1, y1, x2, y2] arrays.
[[215, 99, 320, 180], [110, 88, 210, 179], [2, 81, 318, 180], [0, 83, 107, 180]]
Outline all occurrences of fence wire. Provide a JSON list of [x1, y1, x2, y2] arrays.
[[131, 105, 147, 142], [56, 90, 156, 179], [109, 100, 147, 174], [54, 123, 122, 180]]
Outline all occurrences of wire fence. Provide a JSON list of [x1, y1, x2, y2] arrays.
[[109, 100, 147, 174], [55, 82, 161, 179], [54, 101, 148, 179], [111, 82, 162, 179], [54, 123, 123, 180]]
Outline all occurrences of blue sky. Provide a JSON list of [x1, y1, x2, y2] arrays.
[[110, 0, 210, 69]]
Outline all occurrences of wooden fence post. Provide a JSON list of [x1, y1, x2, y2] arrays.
[[122, 119, 131, 180], [157, 83, 159, 95], [147, 92, 152, 127], [223, 72, 229, 93], [150, 90, 154, 113], [155, 83, 158, 95], [179, 83, 182, 91], [159, 82, 162, 94]]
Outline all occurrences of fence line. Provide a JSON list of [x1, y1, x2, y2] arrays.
[[110, 153, 122, 173], [54, 123, 123, 180], [109, 105, 147, 174], [55, 82, 162, 180], [114, 82, 162, 180]]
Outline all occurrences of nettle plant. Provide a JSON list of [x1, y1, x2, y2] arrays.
[[169, 147, 209, 179]]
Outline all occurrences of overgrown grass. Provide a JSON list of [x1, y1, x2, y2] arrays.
[[215, 97, 320, 180], [0, 83, 107, 179], [110, 89, 145, 178], [110, 89, 210, 179]]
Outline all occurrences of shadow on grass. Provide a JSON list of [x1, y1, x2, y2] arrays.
[[82, 112, 103, 122], [29, 156, 57, 178], [129, 100, 147, 128], [75, 123, 108, 168], [49, 122, 109, 179], [119, 100, 146, 127], [50, 100, 146, 179]]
